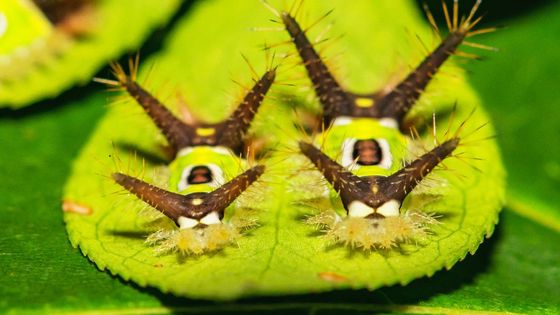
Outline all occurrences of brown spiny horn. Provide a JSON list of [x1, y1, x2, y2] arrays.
[[120, 77, 194, 151], [298, 141, 369, 209], [113, 173, 194, 224], [375, 32, 467, 125], [376, 0, 486, 127], [215, 70, 276, 152], [113, 165, 265, 225], [203, 164, 266, 217], [368, 138, 460, 207], [282, 12, 354, 123]]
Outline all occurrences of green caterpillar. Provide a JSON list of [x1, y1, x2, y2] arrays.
[[98, 60, 276, 255], [278, 0, 491, 249], [0, 0, 94, 80]]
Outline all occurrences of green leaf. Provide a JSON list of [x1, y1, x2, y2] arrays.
[[63, 0, 504, 300], [0, 0, 181, 108], [466, 2, 560, 232]]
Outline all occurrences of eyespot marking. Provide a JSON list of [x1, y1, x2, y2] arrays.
[[341, 138, 392, 169]]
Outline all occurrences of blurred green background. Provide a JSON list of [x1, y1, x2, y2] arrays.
[[1, 0, 559, 314]]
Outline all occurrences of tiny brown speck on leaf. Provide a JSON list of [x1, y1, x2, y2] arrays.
[[318, 271, 348, 283], [62, 200, 92, 215]]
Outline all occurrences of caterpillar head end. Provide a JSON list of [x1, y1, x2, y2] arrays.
[[299, 138, 458, 249], [112, 164, 265, 255]]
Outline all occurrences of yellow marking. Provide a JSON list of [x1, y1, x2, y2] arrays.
[[196, 127, 215, 136], [355, 97, 374, 108], [191, 198, 203, 206], [371, 185, 379, 194]]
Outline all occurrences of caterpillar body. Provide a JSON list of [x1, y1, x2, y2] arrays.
[[98, 60, 276, 255], [279, 1, 489, 249], [0, 0, 95, 80]]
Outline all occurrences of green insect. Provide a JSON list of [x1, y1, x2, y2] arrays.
[[0, 0, 94, 80], [97, 59, 276, 255], [279, 0, 490, 249]]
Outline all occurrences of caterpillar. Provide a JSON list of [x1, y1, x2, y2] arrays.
[[96, 58, 276, 255], [1, 0, 181, 108], [278, 0, 492, 249], [0, 0, 95, 80]]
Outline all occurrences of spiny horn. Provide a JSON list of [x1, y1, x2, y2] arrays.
[[299, 138, 459, 214], [376, 0, 486, 126], [120, 77, 194, 151], [112, 173, 194, 224], [216, 70, 276, 152], [298, 141, 368, 208], [282, 12, 353, 123], [369, 138, 460, 206], [375, 32, 467, 125], [113, 164, 265, 225], [204, 164, 266, 215]]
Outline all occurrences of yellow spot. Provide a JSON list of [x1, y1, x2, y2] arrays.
[[371, 185, 379, 194], [191, 198, 203, 205], [196, 127, 215, 136], [355, 98, 374, 108]]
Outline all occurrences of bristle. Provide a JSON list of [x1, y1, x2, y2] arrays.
[[375, 31, 467, 125], [146, 207, 258, 256], [281, 12, 353, 122], [298, 141, 364, 203], [216, 70, 276, 151], [206, 165, 266, 213], [120, 78, 193, 150], [377, 138, 460, 203], [112, 172, 191, 224], [310, 210, 438, 250]]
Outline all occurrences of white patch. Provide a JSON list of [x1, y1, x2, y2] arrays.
[[191, 198, 203, 206], [178, 163, 225, 191], [377, 139, 393, 169], [178, 216, 198, 229], [332, 116, 354, 126], [210, 146, 234, 155], [377, 200, 401, 217], [177, 146, 233, 158], [200, 211, 221, 225], [340, 138, 358, 168], [340, 138, 393, 170], [348, 201, 375, 218], [379, 118, 398, 129], [0, 13, 7, 38], [176, 147, 194, 157]]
